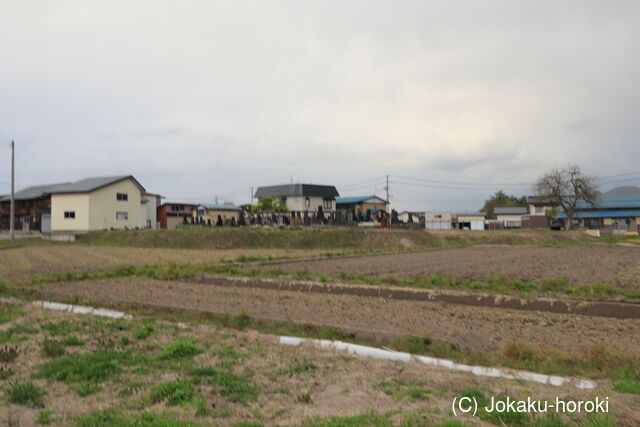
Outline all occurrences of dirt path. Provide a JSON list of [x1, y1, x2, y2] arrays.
[[40, 277, 640, 355], [273, 245, 640, 289]]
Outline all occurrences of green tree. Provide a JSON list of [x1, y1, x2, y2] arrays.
[[480, 191, 527, 219], [251, 196, 288, 213]]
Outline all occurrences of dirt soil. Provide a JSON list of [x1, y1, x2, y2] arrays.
[[274, 245, 640, 289], [0, 246, 325, 281], [40, 277, 640, 355]]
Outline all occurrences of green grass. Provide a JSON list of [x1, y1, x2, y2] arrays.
[[613, 379, 640, 395], [34, 350, 135, 383], [0, 305, 24, 324], [5, 379, 46, 408], [287, 360, 317, 375], [189, 367, 258, 403], [74, 409, 203, 427], [36, 410, 55, 425], [75, 383, 102, 397], [377, 379, 428, 402], [133, 325, 155, 339], [302, 414, 392, 427], [149, 379, 197, 405], [40, 320, 76, 336], [42, 338, 66, 357], [159, 341, 202, 360], [62, 335, 85, 346], [75, 228, 601, 251]]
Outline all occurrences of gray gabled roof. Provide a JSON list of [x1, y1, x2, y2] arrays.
[[0, 175, 145, 202], [0, 182, 70, 202], [494, 206, 528, 215], [255, 184, 339, 198], [49, 175, 145, 194]]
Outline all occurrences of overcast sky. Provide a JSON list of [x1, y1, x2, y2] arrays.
[[1, 1, 639, 211]]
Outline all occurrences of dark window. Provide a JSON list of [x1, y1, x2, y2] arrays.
[[117, 193, 128, 201], [64, 211, 75, 219], [304, 197, 311, 208]]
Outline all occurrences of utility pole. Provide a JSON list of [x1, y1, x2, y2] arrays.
[[385, 174, 390, 212], [250, 187, 254, 205], [10, 140, 15, 241]]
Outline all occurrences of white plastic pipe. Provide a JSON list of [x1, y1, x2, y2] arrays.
[[35, 301, 132, 320], [279, 336, 596, 390]]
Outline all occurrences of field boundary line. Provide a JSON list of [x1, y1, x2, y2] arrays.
[[280, 336, 597, 390], [196, 275, 640, 319]]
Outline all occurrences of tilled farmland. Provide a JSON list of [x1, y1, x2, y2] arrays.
[[272, 244, 640, 289]]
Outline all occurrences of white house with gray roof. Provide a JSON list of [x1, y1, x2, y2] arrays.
[[1, 175, 158, 233], [254, 184, 340, 215], [494, 206, 529, 228]]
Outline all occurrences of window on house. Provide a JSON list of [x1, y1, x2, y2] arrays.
[[535, 206, 543, 214], [64, 211, 75, 219], [323, 199, 332, 209], [304, 197, 311, 208], [117, 193, 128, 201], [116, 211, 128, 220]]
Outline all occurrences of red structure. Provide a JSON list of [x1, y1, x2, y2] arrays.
[[156, 203, 196, 229]]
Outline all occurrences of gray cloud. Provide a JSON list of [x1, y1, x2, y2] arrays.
[[1, 1, 639, 211]]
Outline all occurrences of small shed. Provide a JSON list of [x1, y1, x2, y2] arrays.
[[454, 212, 485, 231], [424, 211, 452, 230]]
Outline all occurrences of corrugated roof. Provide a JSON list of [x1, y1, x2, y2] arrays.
[[494, 206, 528, 215], [0, 182, 70, 202], [196, 203, 241, 211], [255, 184, 339, 198], [49, 175, 145, 194], [335, 195, 387, 204], [0, 176, 145, 202], [558, 209, 640, 219]]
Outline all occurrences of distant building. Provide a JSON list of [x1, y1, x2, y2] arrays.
[[522, 196, 556, 229], [335, 195, 388, 219], [453, 212, 485, 231], [557, 186, 640, 232], [193, 204, 241, 225], [141, 193, 163, 229], [0, 175, 155, 233], [494, 206, 528, 229], [157, 202, 196, 229], [425, 211, 452, 230], [254, 183, 339, 216], [398, 211, 425, 224]]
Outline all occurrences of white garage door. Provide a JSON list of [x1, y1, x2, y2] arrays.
[[41, 214, 51, 233]]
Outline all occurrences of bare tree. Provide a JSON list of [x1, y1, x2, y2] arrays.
[[534, 164, 598, 230]]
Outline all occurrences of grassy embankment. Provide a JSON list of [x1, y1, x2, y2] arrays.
[[75, 227, 604, 250]]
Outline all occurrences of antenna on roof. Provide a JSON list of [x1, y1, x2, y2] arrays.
[[290, 175, 293, 183]]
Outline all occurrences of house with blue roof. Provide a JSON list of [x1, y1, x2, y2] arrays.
[[556, 186, 640, 232], [335, 195, 388, 218]]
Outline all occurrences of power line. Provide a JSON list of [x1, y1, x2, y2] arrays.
[[390, 179, 531, 191], [392, 174, 533, 187]]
